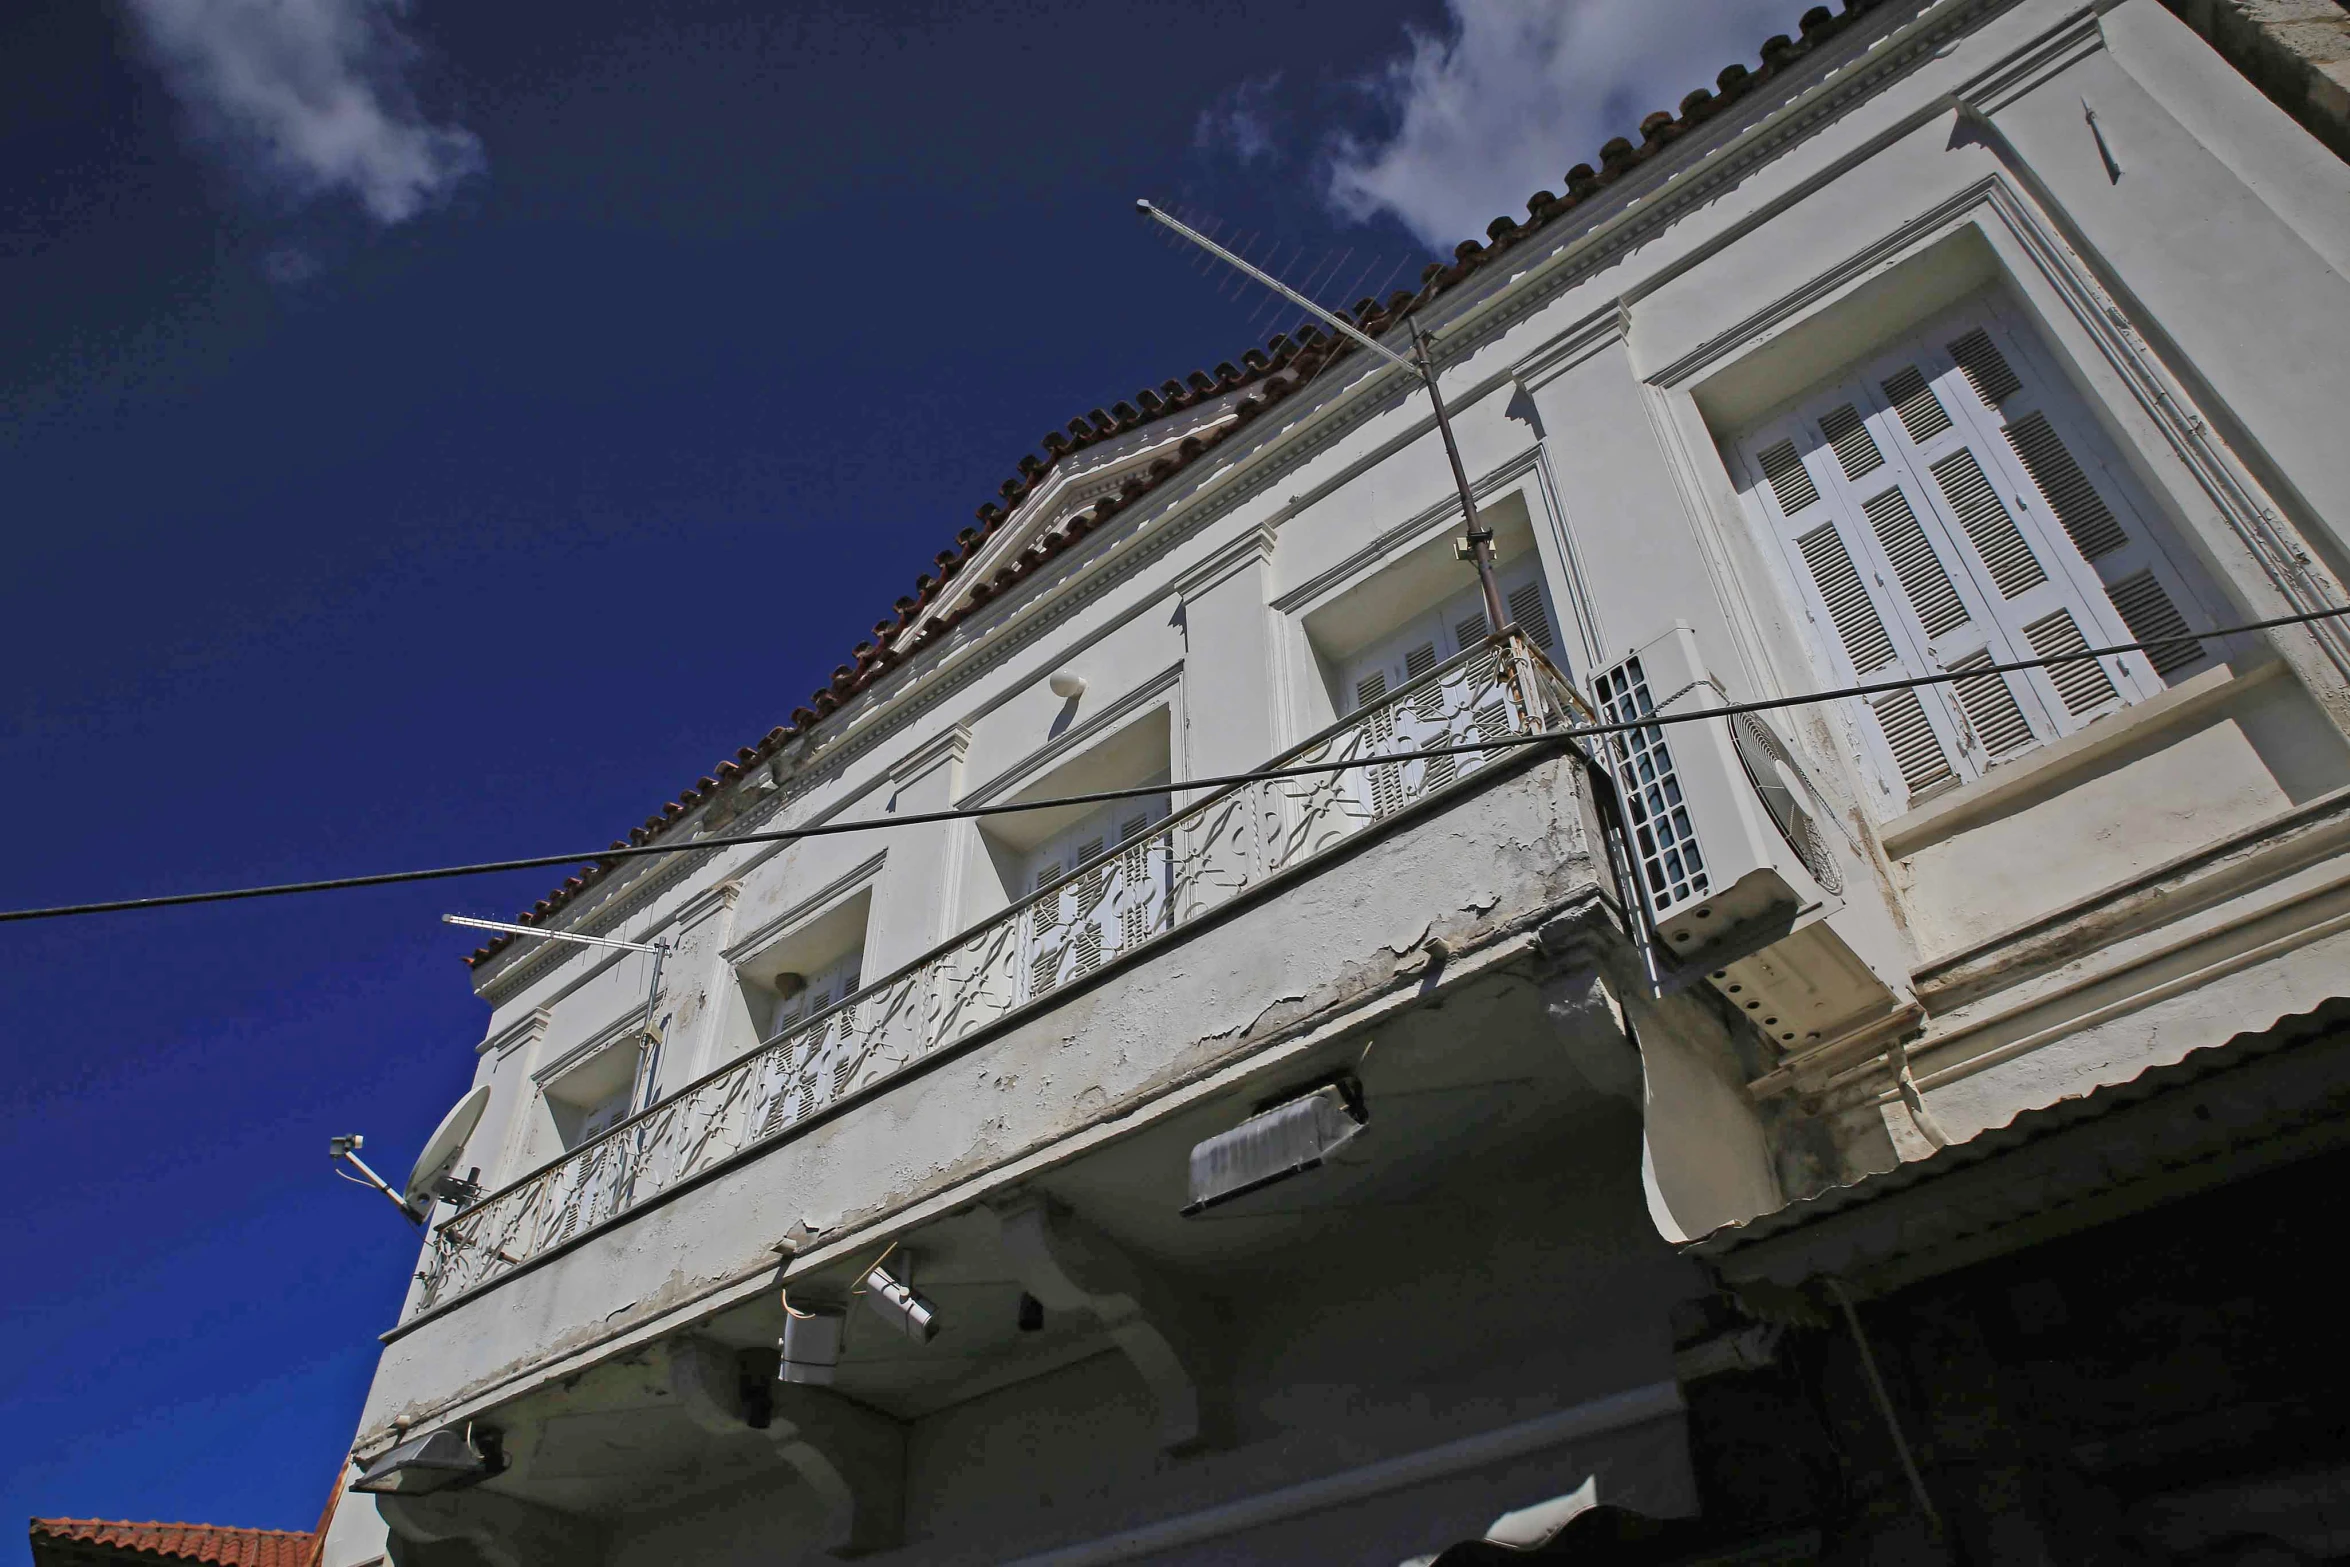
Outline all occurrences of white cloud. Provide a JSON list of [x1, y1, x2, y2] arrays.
[[123, 0, 482, 225], [1326, 0, 1801, 250], [1195, 74, 1285, 167]]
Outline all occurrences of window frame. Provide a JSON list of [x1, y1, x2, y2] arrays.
[[1732, 293, 2224, 817]]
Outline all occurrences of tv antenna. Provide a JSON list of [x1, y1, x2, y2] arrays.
[[1135, 199, 1509, 638], [443, 913, 672, 1114], [327, 916, 672, 1228]]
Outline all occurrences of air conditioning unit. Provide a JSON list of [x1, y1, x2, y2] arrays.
[[1593, 626, 1911, 1057]]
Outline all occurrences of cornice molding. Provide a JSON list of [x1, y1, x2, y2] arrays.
[[479, 1007, 553, 1059], [958, 662, 1186, 810], [899, 404, 1240, 646], [885, 723, 970, 786], [1959, 1, 2102, 114], [1271, 447, 1545, 616], [1511, 304, 1631, 394], [724, 849, 890, 964], [675, 878, 741, 931], [1172, 523, 1278, 602], [1644, 174, 2008, 389]]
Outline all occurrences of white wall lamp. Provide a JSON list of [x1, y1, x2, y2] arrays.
[[1047, 671, 1086, 700], [350, 1427, 504, 1495], [1183, 1078, 1368, 1216], [780, 1302, 845, 1386], [862, 1259, 941, 1343]]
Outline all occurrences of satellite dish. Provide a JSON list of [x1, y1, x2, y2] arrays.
[[404, 1085, 492, 1215]]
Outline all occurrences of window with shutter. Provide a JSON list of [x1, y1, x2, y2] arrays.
[[1736, 298, 2223, 816], [1506, 581, 1557, 651], [1018, 782, 1172, 1000], [772, 946, 866, 1034], [1338, 559, 1565, 718]]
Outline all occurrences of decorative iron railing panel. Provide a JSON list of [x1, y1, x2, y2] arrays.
[[415, 631, 1580, 1313]]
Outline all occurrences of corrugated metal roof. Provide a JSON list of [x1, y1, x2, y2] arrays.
[[1688, 995, 2350, 1287]]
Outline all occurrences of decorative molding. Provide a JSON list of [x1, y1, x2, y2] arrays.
[[532, 1006, 650, 1090], [1959, 1, 2103, 114], [1272, 447, 1544, 616], [958, 663, 1185, 810], [1171, 523, 1278, 602], [1416, 0, 2021, 376], [1510, 303, 1631, 394], [479, 1007, 552, 1059], [675, 877, 741, 931], [1969, 154, 2350, 685], [900, 404, 1240, 645], [724, 849, 889, 964], [1643, 174, 2010, 390], [474, 849, 704, 1007], [886, 723, 970, 786], [401, 638, 1577, 1326]]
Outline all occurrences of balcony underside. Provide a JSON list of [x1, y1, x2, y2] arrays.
[[363, 746, 1614, 1443]]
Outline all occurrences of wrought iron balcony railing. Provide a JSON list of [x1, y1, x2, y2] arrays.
[[415, 630, 1582, 1315]]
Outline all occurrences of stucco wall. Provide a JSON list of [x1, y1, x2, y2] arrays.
[[330, 2, 2350, 1556]]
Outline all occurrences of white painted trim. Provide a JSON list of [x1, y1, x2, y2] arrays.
[[995, 1382, 1686, 1567], [531, 1006, 652, 1091], [1511, 304, 1630, 394], [1878, 657, 2273, 856], [1272, 448, 1545, 617], [724, 850, 888, 964], [957, 663, 1185, 810], [1172, 523, 1277, 602], [1960, 1, 2104, 113], [471, 0, 2017, 997], [900, 405, 1240, 645], [885, 723, 970, 787], [366, 921, 1568, 1428], [673, 877, 740, 931], [477, 1008, 551, 1059]]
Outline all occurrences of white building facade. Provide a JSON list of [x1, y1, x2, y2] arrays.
[[323, 1, 2350, 1561]]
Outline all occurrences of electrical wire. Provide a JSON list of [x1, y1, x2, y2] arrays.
[[4, 600, 2347, 928]]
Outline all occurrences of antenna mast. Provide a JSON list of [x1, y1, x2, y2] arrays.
[[443, 914, 670, 1112], [1135, 200, 1509, 637]]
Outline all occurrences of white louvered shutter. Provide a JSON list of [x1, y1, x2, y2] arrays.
[[1741, 299, 2221, 815], [1019, 784, 1171, 998], [1741, 403, 1966, 811], [1940, 322, 2213, 685]]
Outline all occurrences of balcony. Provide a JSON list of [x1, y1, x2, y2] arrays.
[[414, 630, 1588, 1318]]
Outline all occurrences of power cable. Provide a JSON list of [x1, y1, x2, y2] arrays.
[[3, 601, 2346, 927]]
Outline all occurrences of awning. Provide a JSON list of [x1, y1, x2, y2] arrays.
[[1689, 996, 2350, 1297]]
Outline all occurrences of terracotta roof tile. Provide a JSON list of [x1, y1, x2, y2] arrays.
[[28, 1518, 317, 1567], [467, 0, 1874, 971]]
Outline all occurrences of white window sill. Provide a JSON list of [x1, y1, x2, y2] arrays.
[[1877, 657, 2281, 859]]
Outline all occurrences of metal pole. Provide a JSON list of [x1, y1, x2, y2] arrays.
[[336, 1146, 425, 1225], [633, 941, 667, 1113], [1406, 316, 1510, 637], [1137, 200, 1510, 635], [442, 912, 664, 955]]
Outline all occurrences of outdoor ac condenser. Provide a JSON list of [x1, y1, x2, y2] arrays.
[[1594, 625, 1911, 1059]]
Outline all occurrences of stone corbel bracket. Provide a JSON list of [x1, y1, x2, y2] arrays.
[[1540, 964, 1783, 1244], [988, 1195, 1215, 1453], [669, 1336, 907, 1557], [378, 1488, 606, 1567]]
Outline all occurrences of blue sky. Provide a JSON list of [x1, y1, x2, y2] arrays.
[[0, 0, 1801, 1544]]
